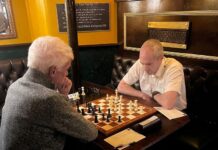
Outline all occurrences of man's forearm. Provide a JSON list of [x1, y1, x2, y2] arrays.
[[117, 80, 151, 100]]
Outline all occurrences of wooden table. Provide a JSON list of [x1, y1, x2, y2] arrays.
[[81, 82, 190, 150]]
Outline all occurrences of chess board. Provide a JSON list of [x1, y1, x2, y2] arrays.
[[79, 94, 157, 135]]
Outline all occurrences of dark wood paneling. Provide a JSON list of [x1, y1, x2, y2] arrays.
[[118, 0, 185, 43], [117, 0, 218, 69], [184, 0, 218, 10]]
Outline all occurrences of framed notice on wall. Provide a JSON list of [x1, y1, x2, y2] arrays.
[[56, 3, 110, 32]]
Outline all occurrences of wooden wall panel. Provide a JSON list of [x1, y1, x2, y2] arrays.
[[117, 0, 218, 69]]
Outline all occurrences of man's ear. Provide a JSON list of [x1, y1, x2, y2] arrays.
[[48, 66, 56, 78]]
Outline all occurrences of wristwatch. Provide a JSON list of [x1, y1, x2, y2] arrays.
[[152, 91, 160, 100]]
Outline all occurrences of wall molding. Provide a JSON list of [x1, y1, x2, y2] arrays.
[[124, 10, 218, 61]]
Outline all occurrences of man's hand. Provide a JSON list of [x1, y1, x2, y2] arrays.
[[141, 92, 152, 101], [57, 77, 72, 96]]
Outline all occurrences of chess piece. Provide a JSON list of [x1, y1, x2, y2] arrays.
[[81, 108, 85, 115], [77, 106, 81, 113], [134, 100, 138, 111], [81, 86, 85, 96], [115, 89, 118, 100], [102, 113, 105, 120], [106, 94, 109, 100], [139, 106, 144, 112], [119, 95, 123, 103], [76, 101, 81, 113], [94, 115, 98, 123], [118, 104, 122, 114], [92, 107, 96, 115], [106, 115, 110, 122], [118, 115, 122, 122], [107, 108, 111, 118], [98, 106, 101, 113], [88, 107, 91, 113], [81, 86, 87, 105]]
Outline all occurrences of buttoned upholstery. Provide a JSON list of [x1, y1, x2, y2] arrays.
[[0, 58, 27, 120], [109, 56, 139, 90], [108, 56, 218, 150]]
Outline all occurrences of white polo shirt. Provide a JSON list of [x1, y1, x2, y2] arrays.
[[123, 57, 187, 110]]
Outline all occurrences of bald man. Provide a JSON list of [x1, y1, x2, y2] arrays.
[[117, 39, 187, 110]]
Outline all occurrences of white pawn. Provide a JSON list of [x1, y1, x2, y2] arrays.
[[81, 86, 85, 96], [106, 94, 109, 100], [134, 100, 138, 111], [139, 106, 144, 112], [119, 95, 123, 103], [115, 89, 118, 99], [118, 103, 122, 114]]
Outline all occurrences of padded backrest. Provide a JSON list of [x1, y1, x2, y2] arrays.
[[109, 56, 218, 126], [110, 56, 139, 89], [0, 58, 27, 117]]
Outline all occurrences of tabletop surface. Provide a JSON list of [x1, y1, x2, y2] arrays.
[[80, 82, 190, 150]]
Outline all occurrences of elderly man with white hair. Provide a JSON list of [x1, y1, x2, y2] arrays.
[[0, 36, 98, 150]]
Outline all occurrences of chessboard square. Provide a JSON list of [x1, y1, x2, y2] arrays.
[[93, 102, 100, 105], [110, 117, 117, 121], [113, 113, 118, 116], [132, 113, 140, 116], [122, 117, 130, 122], [127, 111, 134, 114], [102, 124, 113, 131], [97, 122, 107, 127], [84, 115, 92, 119], [89, 118, 94, 122], [99, 104, 104, 107], [138, 111, 146, 114], [99, 99, 106, 103], [122, 108, 129, 112], [126, 114, 136, 119], [109, 122, 119, 127], [102, 105, 109, 108], [122, 104, 128, 107], [97, 115, 102, 119], [121, 112, 128, 116]]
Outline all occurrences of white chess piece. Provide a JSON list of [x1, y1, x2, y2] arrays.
[[134, 100, 138, 111], [81, 86, 85, 96], [119, 95, 123, 103], [115, 89, 118, 100], [139, 106, 144, 112]]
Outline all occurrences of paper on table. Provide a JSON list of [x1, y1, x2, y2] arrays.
[[154, 107, 186, 120], [104, 128, 145, 149]]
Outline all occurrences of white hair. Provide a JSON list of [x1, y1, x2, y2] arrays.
[[27, 36, 74, 74]]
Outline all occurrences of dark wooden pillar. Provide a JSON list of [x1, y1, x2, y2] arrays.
[[65, 0, 81, 91]]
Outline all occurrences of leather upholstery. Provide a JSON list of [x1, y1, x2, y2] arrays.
[[0, 58, 27, 118], [109, 56, 218, 150], [110, 56, 139, 90]]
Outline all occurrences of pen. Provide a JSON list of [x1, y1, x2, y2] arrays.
[[115, 142, 136, 150]]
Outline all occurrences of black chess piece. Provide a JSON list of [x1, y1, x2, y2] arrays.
[[77, 107, 81, 113], [107, 108, 111, 118], [88, 107, 91, 113], [76, 102, 81, 113], [81, 109, 85, 115], [118, 115, 122, 122], [106, 115, 110, 122], [94, 115, 98, 123], [91, 106, 96, 115], [76, 101, 80, 107], [98, 106, 101, 113], [102, 113, 105, 120]]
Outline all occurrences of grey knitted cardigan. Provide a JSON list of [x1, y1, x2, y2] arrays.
[[0, 68, 98, 150]]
